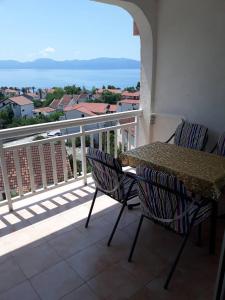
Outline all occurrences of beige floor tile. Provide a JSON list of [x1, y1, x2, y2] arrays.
[[121, 245, 168, 285], [88, 264, 143, 300], [13, 242, 61, 278], [67, 242, 122, 281], [61, 284, 100, 300], [31, 261, 84, 300], [130, 278, 189, 300], [0, 256, 26, 294], [0, 281, 39, 300]]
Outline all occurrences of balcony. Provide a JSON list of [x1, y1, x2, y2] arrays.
[[0, 110, 224, 299]]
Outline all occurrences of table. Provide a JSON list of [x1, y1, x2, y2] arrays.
[[120, 142, 225, 201], [120, 142, 225, 254]]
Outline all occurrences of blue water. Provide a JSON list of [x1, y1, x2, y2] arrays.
[[0, 69, 140, 89]]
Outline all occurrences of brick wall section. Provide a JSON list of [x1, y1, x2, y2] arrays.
[[0, 143, 72, 195]]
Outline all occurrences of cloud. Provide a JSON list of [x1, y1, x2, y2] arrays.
[[40, 47, 56, 57]]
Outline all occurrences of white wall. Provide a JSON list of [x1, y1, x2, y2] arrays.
[[153, 0, 225, 147], [63, 110, 99, 134], [20, 103, 34, 118]]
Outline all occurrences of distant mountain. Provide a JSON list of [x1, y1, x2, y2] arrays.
[[0, 58, 140, 70]]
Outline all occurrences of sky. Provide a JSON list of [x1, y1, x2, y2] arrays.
[[0, 0, 140, 62]]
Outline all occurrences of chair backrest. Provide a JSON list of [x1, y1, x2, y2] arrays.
[[136, 165, 194, 235], [87, 147, 123, 201], [174, 121, 208, 150], [217, 133, 225, 157]]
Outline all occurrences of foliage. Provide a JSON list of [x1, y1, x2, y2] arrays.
[[100, 91, 121, 104], [107, 85, 117, 89], [68, 155, 92, 176], [136, 81, 140, 91], [33, 100, 43, 108], [0, 91, 5, 100], [7, 112, 63, 128], [124, 86, 136, 92], [64, 85, 81, 95], [33, 135, 46, 141], [0, 107, 14, 129], [43, 88, 64, 107], [91, 86, 97, 94], [65, 136, 90, 148]]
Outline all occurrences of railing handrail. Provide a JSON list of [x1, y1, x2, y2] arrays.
[[0, 109, 143, 141]]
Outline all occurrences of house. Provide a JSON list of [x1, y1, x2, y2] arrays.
[[33, 107, 55, 117], [3, 88, 20, 97], [25, 92, 41, 101], [62, 103, 117, 135], [49, 95, 74, 111], [49, 98, 61, 110], [117, 99, 140, 112], [0, 96, 34, 118], [69, 93, 90, 104], [93, 88, 122, 100], [121, 91, 140, 100]]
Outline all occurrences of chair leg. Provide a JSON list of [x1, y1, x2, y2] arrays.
[[107, 202, 126, 246], [85, 188, 98, 228], [128, 215, 144, 262], [164, 233, 189, 290]]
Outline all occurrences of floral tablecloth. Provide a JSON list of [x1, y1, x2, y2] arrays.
[[119, 142, 225, 200]]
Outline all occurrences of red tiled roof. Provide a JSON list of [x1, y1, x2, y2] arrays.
[[9, 96, 33, 106], [0, 143, 72, 194], [60, 95, 73, 106], [5, 89, 19, 94], [96, 89, 122, 95], [64, 103, 117, 115], [121, 91, 140, 98], [119, 99, 140, 105], [49, 99, 60, 109], [33, 107, 55, 113]]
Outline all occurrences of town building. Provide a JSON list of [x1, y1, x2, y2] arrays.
[[33, 107, 55, 117]]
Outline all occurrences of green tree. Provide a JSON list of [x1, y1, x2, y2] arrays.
[[0, 107, 14, 129], [0, 91, 5, 100], [100, 91, 121, 104], [43, 88, 64, 107], [124, 86, 136, 92], [64, 85, 81, 95], [107, 85, 116, 89], [33, 100, 43, 108], [136, 81, 140, 91]]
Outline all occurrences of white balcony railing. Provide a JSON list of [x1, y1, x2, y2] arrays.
[[0, 110, 143, 211]]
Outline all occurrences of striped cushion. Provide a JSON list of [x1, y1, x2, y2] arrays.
[[136, 166, 212, 235], [217, 133, 225, 156], [87, 148, 137, 202], [174, 121, 208, 150]]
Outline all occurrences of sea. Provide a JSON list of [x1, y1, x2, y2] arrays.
[[0, 69, 140, 89]]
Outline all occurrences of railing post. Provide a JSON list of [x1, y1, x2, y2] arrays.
[[0, 142, 13, 211], [80, 125, 87, 185], [134, 115, 139, 148]]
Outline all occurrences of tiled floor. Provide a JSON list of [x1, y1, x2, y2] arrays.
[[0, 177, 224, 300]]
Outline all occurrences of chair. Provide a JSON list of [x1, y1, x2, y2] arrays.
[[214, 231, 225, 300], [128, 165, 212, 289], [211, 132, 225, 156], [85, 147, 138, 246], [166, 120, 208, 150]]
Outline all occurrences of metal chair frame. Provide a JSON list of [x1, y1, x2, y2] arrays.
[[128, 173, 213, 289], [85, 154, 138, 246]]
